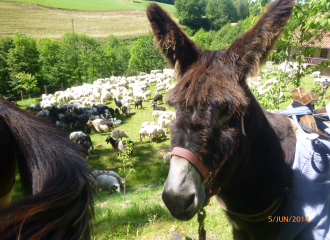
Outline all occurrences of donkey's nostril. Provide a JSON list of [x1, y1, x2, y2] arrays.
[[183, 193, 195, 210]]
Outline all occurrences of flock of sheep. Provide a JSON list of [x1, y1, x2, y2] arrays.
[[26, 68, 176, 194]]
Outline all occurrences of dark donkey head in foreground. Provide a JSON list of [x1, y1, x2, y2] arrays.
[[0, 99, 94, 240], [147, 0, 296, 239]]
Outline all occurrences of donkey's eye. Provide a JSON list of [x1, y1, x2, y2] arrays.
[[218, 105, 233, 122]]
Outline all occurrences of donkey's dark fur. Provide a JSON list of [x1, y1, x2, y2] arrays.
[[147, 0, 296, 239], [0, 98, 94, 240]]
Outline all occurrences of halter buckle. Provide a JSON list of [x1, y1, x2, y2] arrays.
[[203, 172, 213, 188]]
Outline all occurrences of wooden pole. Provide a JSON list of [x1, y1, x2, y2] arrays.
[[44, 86, 47, 95], [112, 71, 114, 76], [61, 83, 64, 91], [21, 90, 24, 100], [76, 80, 79, 86]]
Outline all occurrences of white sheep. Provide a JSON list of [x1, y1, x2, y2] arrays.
[[110, 129, 130, 140], [162, 152, 171, 170], [69, 131, 86, 142], [94, 175, 121, 193], [152, 110, 163, 121], [141, 121, 157, 128], [92, 170, 125, 186]]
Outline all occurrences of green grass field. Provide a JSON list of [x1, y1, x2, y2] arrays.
[[0, 1, 177, 40], [1, 0, 176, 11]]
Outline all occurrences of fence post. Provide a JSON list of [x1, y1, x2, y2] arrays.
[[21, 90, 24, 100], [112, 71, 114, 76], [44, 86, 47, 95], [76, 80, 79, 86], [61, 83, 64, 91], [100, 74, 102, 78]]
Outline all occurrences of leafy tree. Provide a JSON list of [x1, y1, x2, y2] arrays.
[[0, 37, 14, 95], [37, 38, 61, 87], [129, 34, 166, 74], [275, 0, 330, 87], [13, 72, 40, 95], [6, 32, 40, 93], [206, 0, 238, 30], [210, 20, 244, 50], [105, 35, 130, 76], [58, 32, 83, 86], [193, 28, 214, 50], [175, 0, 206, 27], [233, 0, 250, 20]]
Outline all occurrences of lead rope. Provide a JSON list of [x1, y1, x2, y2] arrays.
[[198, 208, 207, 240]]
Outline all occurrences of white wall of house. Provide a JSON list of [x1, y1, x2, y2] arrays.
[[291, 47, 330, 60]]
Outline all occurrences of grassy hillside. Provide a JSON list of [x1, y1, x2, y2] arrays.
[[1, 0, 176, 11], [0, 1, 177, 40]]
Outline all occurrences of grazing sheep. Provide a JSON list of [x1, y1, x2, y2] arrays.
[[86, 119, 113, 133], [153, 94, 163, 104], [122, 105, 129, 117], [70, 131, 86, 142], [115, 107, 120, 116], [156, 126, 167, 140], [141, 121, 157, 128], [110, 129, 130, 140], [114, 98, 122, 110], [94, 175, 120, 193], [76, 135, 94, 154], [135, 100, 143, 109], [152, 110, 163, 121], [161, 152, 171, 170], [92, 170, 125, 185], [151, 103, 166, 111], [105, 136, 134, 156]]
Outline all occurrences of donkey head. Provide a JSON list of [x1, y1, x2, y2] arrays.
[[147, 0, 295, 221]]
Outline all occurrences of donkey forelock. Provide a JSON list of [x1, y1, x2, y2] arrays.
[[165, 50, 249, 114]]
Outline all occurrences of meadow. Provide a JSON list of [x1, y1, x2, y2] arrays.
[[14, 79, 233, 240], [11, 66, 329, 239], [0, 1, 176, 40]]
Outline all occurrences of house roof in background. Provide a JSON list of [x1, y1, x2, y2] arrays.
[[295, 29, 330, 49]]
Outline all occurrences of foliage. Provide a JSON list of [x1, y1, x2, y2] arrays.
[[205, 0, 238, 30], [0, 37, 14, 95], [129, 34, 166, 74], [13, 72, 40, 94], [193, 29, 215, 50], [118, 139, 136, 203], [6, 32, 40, 94], [37, 38, 61, 87], [274, 0, 330, 87], [251, 68, 293, 110]]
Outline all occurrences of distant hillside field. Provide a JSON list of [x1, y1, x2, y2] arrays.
[[0, 2, 148, 40], [0, 0, 175, 11], [0, 1, 176, 40]]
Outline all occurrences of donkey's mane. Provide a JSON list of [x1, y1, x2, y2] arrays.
[[0, 98, 93, 240], [166, 50, 249, 113]]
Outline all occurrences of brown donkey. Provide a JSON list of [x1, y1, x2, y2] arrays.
[[147, 0, 297, 239]]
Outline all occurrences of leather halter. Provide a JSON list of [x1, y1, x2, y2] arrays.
[[170, 147, 227, 202]]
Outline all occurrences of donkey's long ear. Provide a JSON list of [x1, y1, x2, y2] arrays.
[[224, 0, 295, 81], [147, 3, 201, 77]]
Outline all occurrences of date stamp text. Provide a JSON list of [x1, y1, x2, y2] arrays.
[[268, 216, 309, 222]]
